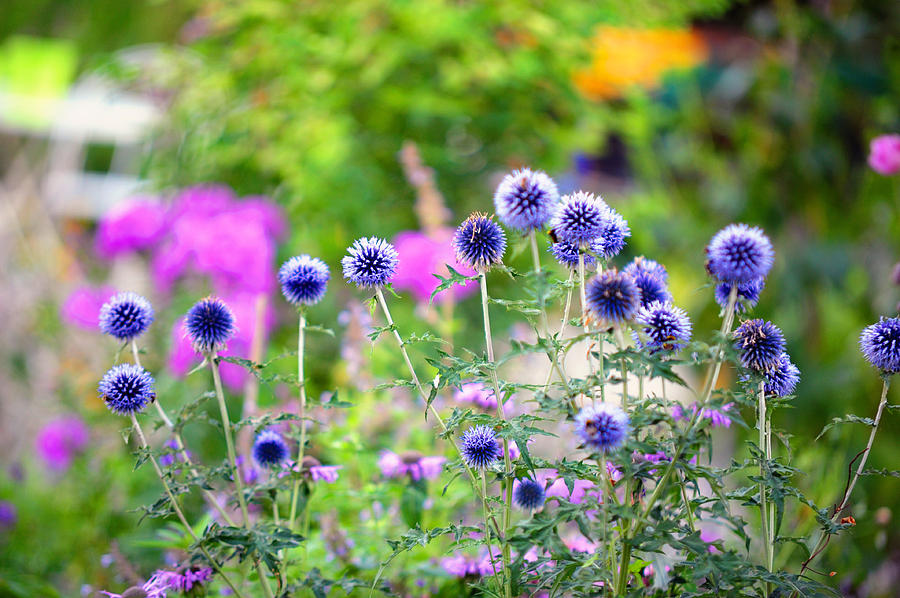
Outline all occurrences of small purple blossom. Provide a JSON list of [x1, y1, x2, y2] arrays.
[[453, 213, 507, 272], [0, 501, 16, 529], [860, 317, 900, 373], [99, 292, 154, 341], [98, 364, 155, 416], [453, 382, 511, 411], [715, 279, 765, 313], [763, 352, 801, 396], [549, 238, 603, 269], [672, 402, 734, 428], [493, 168, 560, 231], [551, 191, 608, 246], [733, 319, 786, 372], [574, 404, 629, 453], [868, 134, 900, 176], [378, 451, 445, 481], [279, 255, 330, 306], [185, 296, 236, 353], [597, 207, 630, 259], [706, 224, 774, 284], [460, 425, 501, 469], [513, 478, 546, 509], [342, 237, 399, 288], [624, 257, 668, 283], [252, 430, 290, 469], [585, 269, 641, 323], [35, 416, 89, 471], [635, 301, 692, 354], [441, 550, 499, 578]]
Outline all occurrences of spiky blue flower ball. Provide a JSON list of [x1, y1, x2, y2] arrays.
[[859, 317, 900, 373], [632, 271, 671, 308], [585, 269, 641, 323], [624, 257, 668, 283], [706, 224, 774, 283], [493, 168, 560, 231], [185, 297, 235, 352], [453, 213, 506, 272], [550, 191, 608, 246], [98, 364, 155, 415], [252, 430, 290, 468], [99, 292, 154, 341], [763, 352, 800, 396], [574, 404, 629, 453], [279, 255, 330, 306], [513, 478, 546, 510], [733, 319, 785, 372], [597, 208, 630, 259], [341, 237, 399, 288], [460, 425, 502, 469], [715, 279, 765, 313], [635, 301, 692, 354], [549, 238, 603, 269]]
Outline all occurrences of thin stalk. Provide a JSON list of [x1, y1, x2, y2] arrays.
[[273, 491, 280, 526], [481, 471, 503, 594], [208, 354, 275, 598], [288, 311, 308, 531], [530, 230, 568, 398], [578, 253, 598, 407], [799, 378, 891, 577], [479, 272, 513, 598], [758, 381, 772, 588], [129, 415, 247, 598], [766, 414, 775, 571], [600, 455, 616, 591], [131, 342, 235, 526], [615, 325, 628, 410], [542, 270, 576, 392]]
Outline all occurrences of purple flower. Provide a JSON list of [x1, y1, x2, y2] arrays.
[[623, 257, 668, 283], [279, 255, 330, 306], [672, 402, 734, 428], [493, 168, 560, 231], [252, 430, 290, 468], [513, 478, 546, 509], [441, 551, 498, 578], [549, 238, 603, 269], [733, 319, 786, 372], [185, 296, 235, 353], [342, 237, 400, 288], [762, 353, 800, 396], [551, 191, 608, 246], [860, 317, 900, 373], [99, 292, 154, 341], [453, 213, 507, 272], [0, 501, 16, 529], [575, 404, 629, 453], [95, 196, 168, 258], [868, 134, 900, 176], [635, 301, 692, 354], [715, 279, 765, 313], [35, 416, 89, 471], [460, 425, 502, 469], [60, 285, 116, 330], [158, 439, 188, 468], [98, 364, 155, 416], [585, 269, 641, 323], [378, 451, 446, 481], [706, 224, 774, 284], [541, 470, 599, 504], [391, 229, 477, 303], [597, 207, 630, 259], [310, 465, 341, 483], [453, 382, 511, 411]]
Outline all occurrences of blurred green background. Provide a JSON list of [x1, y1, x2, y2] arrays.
[[0, 0, 898, 596]]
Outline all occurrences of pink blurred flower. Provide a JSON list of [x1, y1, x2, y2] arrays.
[[541, 469, 598, 504], [95, 196, 168, 258], [440, 550, 499, 578], [35, 416, 89, 471], [672, 402, 733, 428], [563, 533, 597, 554], [310, 465, 341, 483], [392, 229, 477, 304], [60, 285, 115, 330], [378, 451, 446, 481], [868, 134, 900, 175], [453, 382, 512, 412]]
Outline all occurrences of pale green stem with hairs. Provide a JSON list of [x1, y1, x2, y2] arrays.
[[542, 270, 575, 393], [289, 310, 308, 532], [758, 380, 772, 595], [129, 414, 247, 598], [208, 352, 275, 598], [131, 341, 235, 526]]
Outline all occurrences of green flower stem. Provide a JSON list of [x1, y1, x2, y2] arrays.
[[615, 325, 628, 410], [799, 377, 891, 578], [129, 414, 247, 598], [478, 272, 513, 598], [131, 341, 235, 526], [542, 270, 575, 393], [758, 381, 773, 588], [208, 353, 275, 598], [481, 471, 504, 594], [578, 252, 601, 407], [289, 311, 308, 531]]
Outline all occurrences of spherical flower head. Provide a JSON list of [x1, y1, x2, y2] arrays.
[[585, 269, 641, 323], [460, 425, 502, 469], [99, 292, 154, 341], [635, 301, 692, 354], [574, 404, 629, 453], [597, 207, 630, 259], [763, 352, 800, 396], [252, 430, 289, 468], [715, 279, 764, 313], [549, 238, 603, 269], [513, 478, 546, 510], [632, 271, 671, 308], [341, 237, 399, 288], [184, 297, 235, 352], [279, 255, 330, 306], [868, 134, 900, 176], [453, 213, 506, 272], [859, 317, 900, 373], [551, 191, 608, 246], [706, 224, 774, 283], [624, 257, 668, 283], [733, 319, 786, 372], [98, 364, 155, 415], [493, 168, 560, 231]]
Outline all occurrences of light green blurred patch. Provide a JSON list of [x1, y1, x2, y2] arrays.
[[0, 35, 78, 129]]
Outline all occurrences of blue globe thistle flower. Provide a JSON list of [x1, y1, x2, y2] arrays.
[[550, 191, 608, 246], [597, 207, 630, 259], [715, 279, 765, 314], [763, 352, 800, 396], [341, 237, 399, 289], [460, 425, 502, 469], [574, 404, 629, 453], [624, 256, 668, 283], [859, 317, 900, 373], [185, 297, 235, 353], [493, 168, 560, 231], [513, 478, 546, 510], [279, 255, 330, 306], [548, 238, 603, 270], [453, 213, 507, 272], [706, 224, 775, 283], [252, 430, 290, 468], [98, 364, 155, 415], [99, 292, 154, 341], [632, 271, 671, 308], [733, 319, 786, 372], [635, 301, 692, 354], [585, 269, 641, 323]]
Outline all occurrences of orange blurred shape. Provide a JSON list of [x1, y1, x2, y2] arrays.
[[574, 26, 708, 100]]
